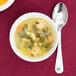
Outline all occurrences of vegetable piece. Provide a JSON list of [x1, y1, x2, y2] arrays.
[[30, 46, 41, 57], [35, 19, 46, 30], [39, 35, 45, 43], [30, 32, 36, 40], [45, 43, 52, 48], [17, 25, 22, 31], [35, 21, 39, 24], [42, 27, 48, 33], [24, 38, 34, 49], [47, 36, 51, 40], [45, 34, 54, 43], [43, 28, 51, 37], [22, 24, 28, 31], [17, 30, 26, 38]]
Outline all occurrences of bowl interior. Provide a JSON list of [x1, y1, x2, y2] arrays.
[[10, 12, 58, 62]]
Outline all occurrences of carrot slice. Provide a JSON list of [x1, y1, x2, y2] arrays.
[[47, 35, 54, 40], [17, 25, 22, 31], [47, 36, 51, 39]]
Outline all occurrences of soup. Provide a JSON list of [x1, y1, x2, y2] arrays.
[[0, 0, 8, 6], [14, 17, 55, 58]]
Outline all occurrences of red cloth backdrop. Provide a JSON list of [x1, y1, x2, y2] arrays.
[[0, 0, 76, 76]]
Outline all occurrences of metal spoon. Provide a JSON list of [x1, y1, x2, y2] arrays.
[[52, 2, 68, 73]]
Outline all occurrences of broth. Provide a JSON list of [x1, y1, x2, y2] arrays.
[[14, 17, 55, 58]]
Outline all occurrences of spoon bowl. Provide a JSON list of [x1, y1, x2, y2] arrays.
[[52, 2, 68, 30]]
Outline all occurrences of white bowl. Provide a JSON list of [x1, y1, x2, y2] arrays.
[[0, 0, 15, 11], [9, 12, 58, 62]]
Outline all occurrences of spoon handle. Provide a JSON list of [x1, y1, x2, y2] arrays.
[[55, 31, 64, 73]]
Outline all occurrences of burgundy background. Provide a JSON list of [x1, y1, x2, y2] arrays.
[[0, 0, 76, 76]]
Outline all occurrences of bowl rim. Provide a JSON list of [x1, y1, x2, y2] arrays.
[[0, 0, 15, 11], [9, 12, 58, 62]]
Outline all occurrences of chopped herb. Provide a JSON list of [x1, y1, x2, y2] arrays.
[[35, 21, 39, 24]]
